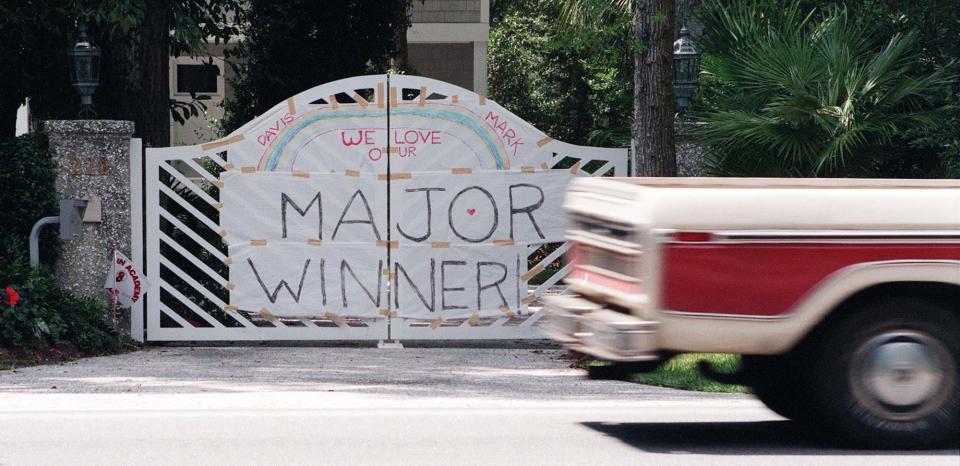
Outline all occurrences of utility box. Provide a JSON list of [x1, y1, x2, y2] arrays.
[[59, 199, 88, 241]]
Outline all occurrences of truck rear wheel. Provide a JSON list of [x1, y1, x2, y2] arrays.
[[812, 297, 959, 449]]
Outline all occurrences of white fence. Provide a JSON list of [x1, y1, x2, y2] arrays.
[[133, 75, 626, 341]]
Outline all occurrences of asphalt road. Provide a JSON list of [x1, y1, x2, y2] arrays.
[[0, 347, 956, 465]]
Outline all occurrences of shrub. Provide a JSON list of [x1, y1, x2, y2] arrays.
[[0, 133, 59, 273], [0, 133, 122, 355], [694, 1, 957, 178], [1, 266, 120, 355]]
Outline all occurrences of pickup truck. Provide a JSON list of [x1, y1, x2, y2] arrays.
[[544, 177, 959, 449]]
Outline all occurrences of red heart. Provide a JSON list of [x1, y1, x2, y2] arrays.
[[467, 208, 476, 216]]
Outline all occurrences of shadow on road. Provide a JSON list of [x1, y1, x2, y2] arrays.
[[582, 420, 960, 456]]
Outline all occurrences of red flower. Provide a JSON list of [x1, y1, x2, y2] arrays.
[[3, 287, 20, 306]]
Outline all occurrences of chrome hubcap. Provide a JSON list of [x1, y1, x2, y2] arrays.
[[850, 331, 954, 421]]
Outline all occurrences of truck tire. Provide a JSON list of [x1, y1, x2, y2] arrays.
[[811, 297, 959, 449], [742, 354, 815, 422]]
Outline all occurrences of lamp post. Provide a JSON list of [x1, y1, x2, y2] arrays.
[[66, 19, 101, 118], [673, 27, 701, 113]]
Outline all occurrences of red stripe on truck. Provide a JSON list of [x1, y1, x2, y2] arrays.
[[662, 242, 960, 316]]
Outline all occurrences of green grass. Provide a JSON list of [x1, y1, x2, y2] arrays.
[[630, 353, 748, 393]]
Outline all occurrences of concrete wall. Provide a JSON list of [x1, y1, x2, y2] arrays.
[[407, 0, 489, 95], [410, 0, 482, 23], [408, 43, 475, 91], [169, 43, 234, 147]]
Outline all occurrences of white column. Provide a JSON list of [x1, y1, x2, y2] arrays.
[[473, 41, 488, 96], [15, 100, 29, 136]]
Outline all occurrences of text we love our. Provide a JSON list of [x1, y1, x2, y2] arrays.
[[341, 129, 441, 161]]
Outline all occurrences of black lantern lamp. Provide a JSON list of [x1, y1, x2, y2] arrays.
[[66, 19, 101, 118], [673, 27, 701, 113]]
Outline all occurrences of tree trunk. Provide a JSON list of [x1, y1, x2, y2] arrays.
[[633, 0, 676, 176], [393, 12, 410, 71], [139, 0, 170, 147]]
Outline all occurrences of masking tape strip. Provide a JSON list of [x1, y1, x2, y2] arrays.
[[376, 240, 399, 249], [389, 86, 398, 108], [292, 170, 310, 178], [451, 95, 459, 103], [345, 169, 360, 177], [378, 309, 398, 318], [467, 312, 479, 326], [382, 268, 394, 279], [223, 162, 235, 170], [213, 180, 225, 188], [329, 95, 339, 109], [499, 304, 514, 316], [479, 95, 486, 105], [352, 93, 369, 108], [540, 162, 549, 170], [431, 241, 450, 249], [521, 166, 535, 173], [259, 307, 277, 321], [521, 294, 537, 305], [570, 160, 581, 174], [223, 257, 234, 265], [378, 172, 412, 181], [377, 83, 385, 108], [380, 147, 400, 154], [218, 229, 228, 238], [224, 305, 238, 312], [520, 264, 545, 281], [241, 166, 257, 174], [213, 202, 224, 210], [493, 239, 515, 246], [419, 86, 427, 106], [250, 239, 267, 246], [430, 317, 444, 330], [201, 134, 244, 151], [287, 97, 296, 115], [536, 136, 554, 148], [224, 282, 236, 291], [307, 239, 321, 246], [451, 167, 472, 175], [324, 311, 346, 325]]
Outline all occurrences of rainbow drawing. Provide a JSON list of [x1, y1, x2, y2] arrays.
[[257, 103, 512, 171]]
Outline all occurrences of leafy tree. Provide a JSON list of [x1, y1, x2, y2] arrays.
[[0, 0, 242, 147], [221, 0, 412, 133], [94, 0, 243, 147], [694, 1, 956, 177], [489, 0, 633, 146], [814, 0, 960, 178], [0, 1, 76, 140], [494, 0, 681, 174]]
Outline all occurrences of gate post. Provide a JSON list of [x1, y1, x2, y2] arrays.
[[44, 120, 136, 334]]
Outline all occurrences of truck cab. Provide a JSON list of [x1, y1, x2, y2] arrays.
[[545, 177, 960, 449]]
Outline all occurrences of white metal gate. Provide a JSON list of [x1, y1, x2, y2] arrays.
[[133, 75, 626, 342]]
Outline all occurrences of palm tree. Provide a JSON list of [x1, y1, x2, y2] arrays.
[[695, 2, 956, 177]]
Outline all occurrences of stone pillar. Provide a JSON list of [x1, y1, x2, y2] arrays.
[[44, 120, 135, 299]]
